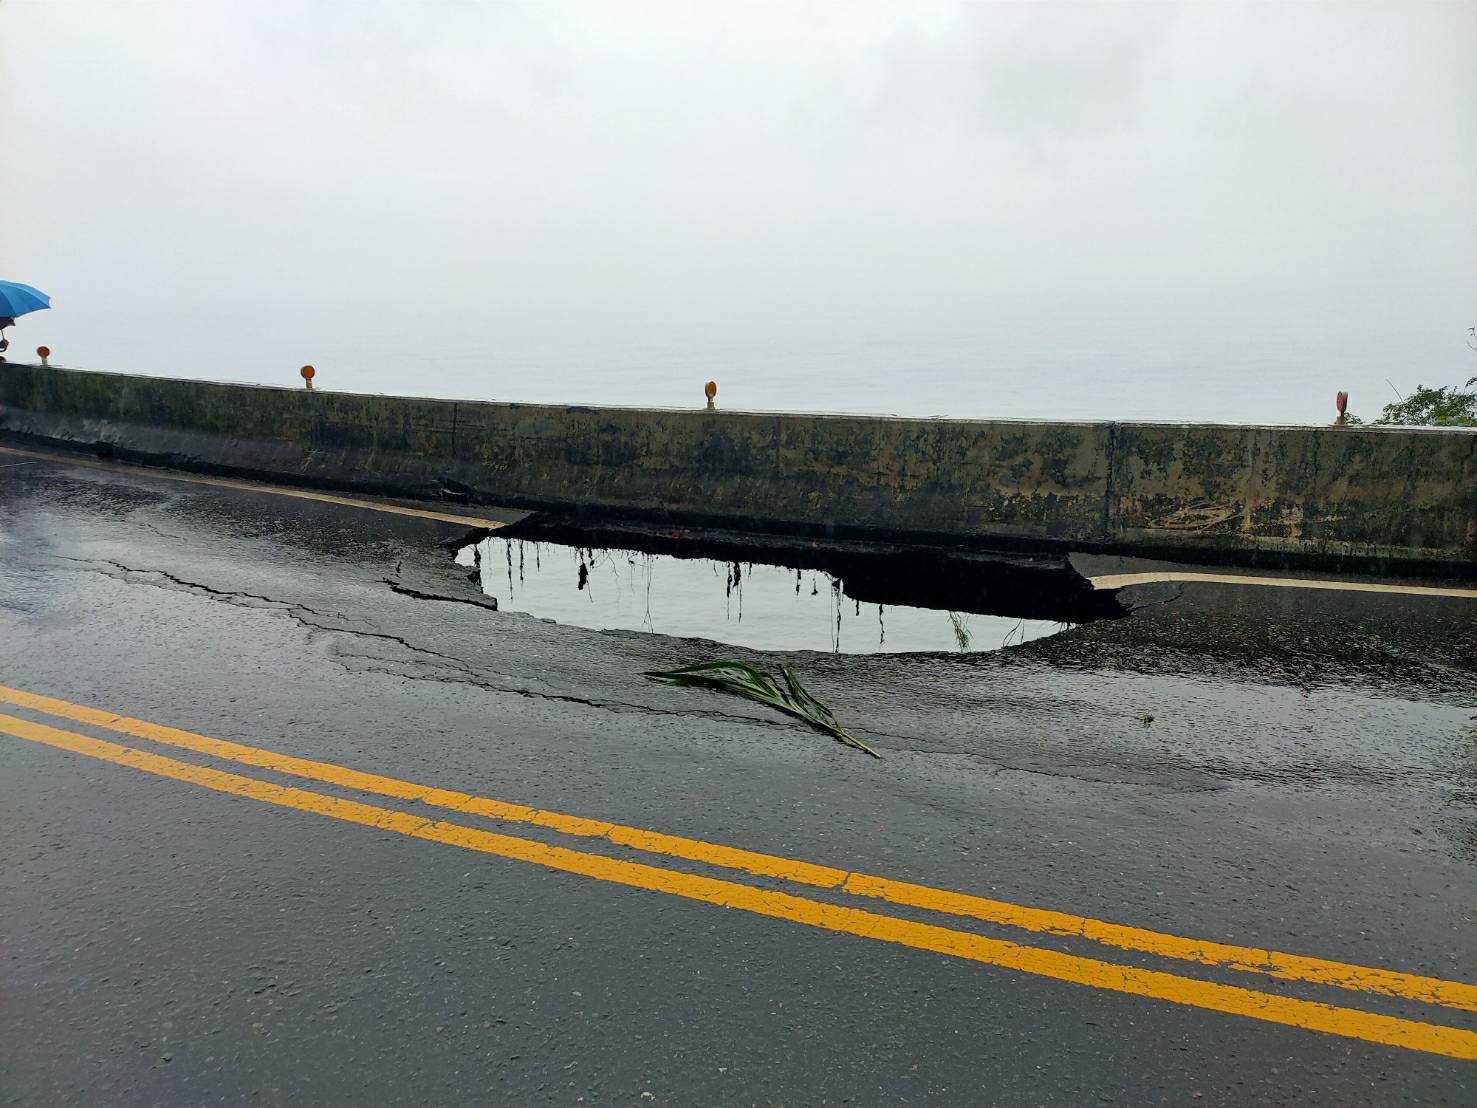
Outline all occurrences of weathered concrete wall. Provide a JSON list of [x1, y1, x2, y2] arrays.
[[2, 363, 1474, 575]]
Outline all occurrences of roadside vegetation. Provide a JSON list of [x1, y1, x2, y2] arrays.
[[1368, 380, 1477, 427], [1336, 328, 1477, 427]]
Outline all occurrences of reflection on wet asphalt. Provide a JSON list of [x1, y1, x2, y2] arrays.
[[455, 536, 1071, 655]]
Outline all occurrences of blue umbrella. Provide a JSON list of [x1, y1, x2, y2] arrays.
[[0, 281, 51, 320]]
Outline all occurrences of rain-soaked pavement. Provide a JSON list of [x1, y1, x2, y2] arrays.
[[1, 446, 1474, 1106]]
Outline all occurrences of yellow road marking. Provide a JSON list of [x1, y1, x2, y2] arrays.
[[0, 684, 845, 888], [2, 683, 1473, 1015], [3, 712, 1475, 1061], [1090, 571, 1477, 600], [0, 444, 513, 530]]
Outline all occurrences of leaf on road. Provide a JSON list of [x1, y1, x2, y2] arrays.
[[644, 660, 880, 758]]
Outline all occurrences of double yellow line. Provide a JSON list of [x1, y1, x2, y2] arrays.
[[2, 683, 1473, 1060]]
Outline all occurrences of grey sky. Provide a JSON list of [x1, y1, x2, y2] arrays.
[[3, 1, 1474, 420]]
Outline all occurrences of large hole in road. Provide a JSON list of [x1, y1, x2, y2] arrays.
[[454, 517, 1125, 655]]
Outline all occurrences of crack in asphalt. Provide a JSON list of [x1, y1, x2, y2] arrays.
[[1122, 583, 1185, 612], [55, 557, 373, 626], [29, 554, 1432, 792], [37, 556, 1242, 785], [50, 554, 1242, 787], [382, 578, 500, 611], [51, 556, 484, 676], [334, 653, 813, 734], [130, 520, 190, 543], [49, 555, 811, 737]]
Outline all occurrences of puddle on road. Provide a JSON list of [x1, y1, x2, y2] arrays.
[[455, 532, 1113, 655]]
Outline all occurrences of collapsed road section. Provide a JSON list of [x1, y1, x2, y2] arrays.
[[454, 515, 1127, 654]]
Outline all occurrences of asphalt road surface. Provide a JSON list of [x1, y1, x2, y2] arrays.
[[2, 446, 1474, 1106]]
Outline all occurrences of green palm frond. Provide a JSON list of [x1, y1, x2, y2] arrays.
[[644, 661, 880, 758]]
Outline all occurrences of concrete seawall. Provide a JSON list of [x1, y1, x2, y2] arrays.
[[2, 363, 1474, 575]]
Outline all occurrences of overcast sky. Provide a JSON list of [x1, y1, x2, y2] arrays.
[[3, 1, 1474, 418]]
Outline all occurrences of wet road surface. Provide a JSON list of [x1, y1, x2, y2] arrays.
[[1, 449, 1474, 1105]]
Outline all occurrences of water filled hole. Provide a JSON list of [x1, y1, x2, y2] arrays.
[[455, 523, 1123, 655]]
